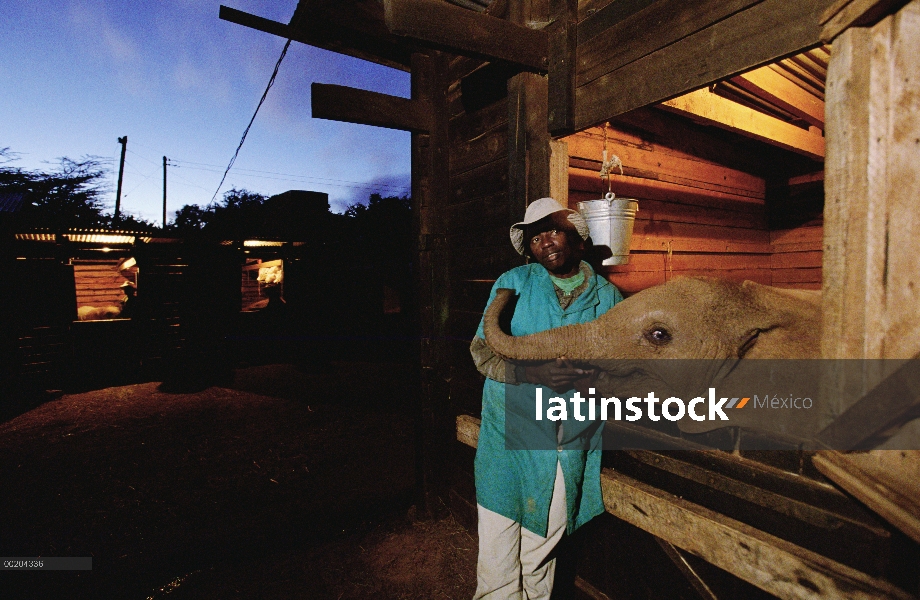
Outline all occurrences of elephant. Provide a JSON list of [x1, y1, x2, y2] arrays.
[[482, 277, 825, 442]]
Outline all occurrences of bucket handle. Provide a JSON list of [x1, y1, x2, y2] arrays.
[[604, 191, 615, 205]]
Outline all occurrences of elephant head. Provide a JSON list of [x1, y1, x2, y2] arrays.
[[483, 277, 823, 440], [483, 277, 821, 362]]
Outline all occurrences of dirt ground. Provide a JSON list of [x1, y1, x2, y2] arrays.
[[0, 362, 477, 600]]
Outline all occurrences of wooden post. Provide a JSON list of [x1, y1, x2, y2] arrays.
[[507, 0, 552, 212], [412, 50, 452, 518], [822, 0, 920, 433], [115, 136, 127, 221], [547, 0, 577, 136], [162, 156, 167, 229]]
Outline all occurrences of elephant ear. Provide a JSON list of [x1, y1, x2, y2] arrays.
[[733, 280, 822, 359], [675, 359, 825, 441], [677, 280, 823, 437]]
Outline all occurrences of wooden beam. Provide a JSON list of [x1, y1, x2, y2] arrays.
[[219, 5, 290, 38], [456, 413, 481, 448], [508, 71, 551, 207], [413, 51, 452, 518], [822, 0, 920, 389], [576, 0, 762, 87], [820, 0, 913, 42], [815, 358, 920, 450], [659, 88, 825, 161], [547, 0, 578, 135], [574, 0, 838, 130], [731, 66, 825, 129], [219, 5, 411, 71], [310, 83, 432, 132], [549, 139, 568, 206], [382, 0, 548, 71], [454, 416, 911, 600], [625, 450, 889, 538], [813, 450, 920, 545], [601, 468, 913, 600]]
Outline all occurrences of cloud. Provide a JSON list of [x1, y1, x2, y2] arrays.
[[67, 0, 139, 64]]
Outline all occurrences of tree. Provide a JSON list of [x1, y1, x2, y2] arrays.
[[170, 188, 266, 238], [0, 149, 154, 231]]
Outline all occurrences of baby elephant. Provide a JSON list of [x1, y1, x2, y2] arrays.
[[483, 277, 823, 440]]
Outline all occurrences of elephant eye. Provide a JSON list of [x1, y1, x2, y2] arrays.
[[645, 327, 672, 346]]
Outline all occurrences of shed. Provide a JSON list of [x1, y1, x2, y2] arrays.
[[222, 1, 920, 597]]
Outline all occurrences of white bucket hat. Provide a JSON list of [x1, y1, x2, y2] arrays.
[[509, 197, 590, 255]]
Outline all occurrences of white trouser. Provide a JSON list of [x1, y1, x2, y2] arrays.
[[473, 460, 567, 600]]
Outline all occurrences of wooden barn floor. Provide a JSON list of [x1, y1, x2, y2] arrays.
[[0, 363, 477, 599]]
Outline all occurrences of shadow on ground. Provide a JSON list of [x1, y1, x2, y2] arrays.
[[0, 362, 477, 599]]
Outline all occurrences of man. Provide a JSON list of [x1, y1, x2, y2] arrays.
[[470, 197, 623, 599], [119, 281, 136, 319]]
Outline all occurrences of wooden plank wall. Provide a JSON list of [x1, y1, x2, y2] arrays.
[[769, 173, 824, 290], [73, 260, 138, 311], [241, 258, 282, 312], [563, 122, 771, 295], [446, 57, 518, 415], [443, 56, 520, 527], [563, 117, 825, 295]]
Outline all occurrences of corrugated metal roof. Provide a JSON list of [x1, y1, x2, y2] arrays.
[[0, 191, 25, 213]]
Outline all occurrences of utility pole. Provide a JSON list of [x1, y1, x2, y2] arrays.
[[162, 156, 168, 229], [115, 136, 127, 221]]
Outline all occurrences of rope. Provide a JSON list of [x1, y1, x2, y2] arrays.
[[210, 38, 292, 206], [599, 122, 623, 194]]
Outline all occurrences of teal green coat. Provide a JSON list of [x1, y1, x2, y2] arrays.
[[474, 262, 622, 536]]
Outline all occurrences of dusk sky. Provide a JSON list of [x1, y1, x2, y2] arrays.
[[2, 0, 412, 224]]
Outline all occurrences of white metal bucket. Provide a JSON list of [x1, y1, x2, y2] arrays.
[[577, 193, 638, 266]]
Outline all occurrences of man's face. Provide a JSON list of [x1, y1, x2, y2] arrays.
[[526, 215, 584, 277]]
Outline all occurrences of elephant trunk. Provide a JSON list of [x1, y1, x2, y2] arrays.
[[482, 288, 599, 361]]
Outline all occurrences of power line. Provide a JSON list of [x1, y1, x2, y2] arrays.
[[170, 158, 409, 190], [210, 38, 292, 205], [170, 161, 409, 194]]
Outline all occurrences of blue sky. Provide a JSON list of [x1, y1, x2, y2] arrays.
[[1, 0, 412, 223]]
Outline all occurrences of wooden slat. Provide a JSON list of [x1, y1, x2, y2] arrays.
[[456, 414, 481, 448], [454, 417, 909, 600], [816, 358, 920, 450], [576, 0, 657, 43], [813, 450, 920, 545], [772, 250, 822, 269], [731, 66, 825, 128], [625, 450, 888, 538], [772, 268, 822, 284], [821, 0, 913, 42], [383, 0, 548, 71], [660, 88, 826, 161], [450, 126, 507, 176], [568, 169, 766, 210], [310, 83, 432, 132], [547, 0, 578, 134], [574, 0, 838, 130], [577, 0, 761, 87], [218, 5, 411, 71], [600, 468, 913, 600], [566, 128, 767, 197]]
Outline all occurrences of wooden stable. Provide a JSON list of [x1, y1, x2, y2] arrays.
[[224, 0, 920, 597]]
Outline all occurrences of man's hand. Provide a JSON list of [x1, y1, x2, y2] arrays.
[[519, 358, 597, 393]]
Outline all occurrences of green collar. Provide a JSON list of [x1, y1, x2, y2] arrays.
[[549, 269, 585, 295]]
